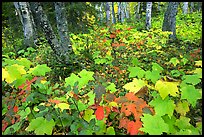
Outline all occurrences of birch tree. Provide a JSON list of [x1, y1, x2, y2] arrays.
[[136, 2, 140, 19], [30, 2, 73, 65], [117, 2, 121, 22], [14, 2, 36, 48], [183, 2, 188, 14], [162, 2, 179, 40], [146, 2, 152, 30], [121, 2, 125, 22]]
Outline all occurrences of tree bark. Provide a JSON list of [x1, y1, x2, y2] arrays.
[[54, 2, 72, 53], [30, 2, 73, 65], [105, 2, 110, 25], [146, 2, 152, 30], [190, 2, 194, 13], [162, 2, 179, 40], [111, 2, 116, 24], [183, 2, 188, 14], [117, 2, 121, 22], [121, 2, 125, 22], [14, 2, 36, 48], [136, 2, 140, 19]]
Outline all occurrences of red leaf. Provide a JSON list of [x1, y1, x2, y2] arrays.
[[13, 106, 18, 113], [48, 99, 60, 104], [11, 118, 15, 124], [95, 106, 104, 120], [2, 121, 8, 132], [22, 97, 27, 102], [127, 120, 143, 135]]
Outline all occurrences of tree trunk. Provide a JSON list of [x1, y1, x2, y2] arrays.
[[190, 2, 194, 13], [183, 2, 188, 14], [146, 2, 152, 30], [30, 2, 73, 65], [198, 2, 202, 12], [158, 2, 160, 11], [136, 2, 140, 19], [117, 2, 121, 22], [121, 2, 125, 22], [162, 2, 179, 40], [124, 2, 130, 19], [99, 3, 104, 23], [105, 2, 110, 25], [111, 2, 116, 24], [54, 2, 72, 53], [14, 2, 36, 48]]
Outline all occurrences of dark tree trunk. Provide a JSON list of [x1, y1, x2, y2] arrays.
[[162, 2, 179, 40]]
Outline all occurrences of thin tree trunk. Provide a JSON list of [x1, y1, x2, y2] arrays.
[[14, 2, 36, 48], [190, 2, 194, 13], [183, 2, 188, 14], [117, 2, 121, 22], [158, 2, 160, 11], [162, 2, 179, 40], [124, 2, 130, 19], [136, 2, 140, 19], [99, 3, 104, 23], [111, 2, 116, 24], [146, 2, 152, 30], [105, 2, 110, 25], [121, 2, 125, 22], [30, 2, 72, 64]]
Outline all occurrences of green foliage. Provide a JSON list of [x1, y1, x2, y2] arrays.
[[140, 114, 169, 135]]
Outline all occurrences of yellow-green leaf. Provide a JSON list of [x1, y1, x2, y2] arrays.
[[175, 100, 190, 116], [123, 78, 146, 93], [54, 103, 69, 112], [195, 60, 202, 67], [155, 80, 179, 99]]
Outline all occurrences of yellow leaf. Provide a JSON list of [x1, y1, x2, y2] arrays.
[[2, 68, 9, 81], [195, 61, 202, 67], [41, 80, 47, 84], [54, 103, 69, 112], [123, 78, 146, 93], [13, 64, 26, 75], [108, 102, 118, 108]]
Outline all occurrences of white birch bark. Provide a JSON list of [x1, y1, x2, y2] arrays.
[[183, 2, 188, 14], [146, 2, 152, 30]]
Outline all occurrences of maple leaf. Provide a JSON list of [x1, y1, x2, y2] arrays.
[[95, 106, 104, 120], [119, 117, 130, 129], [128, 66, 146, 78], [175, 100, 190, 116], [140, 114, 169, 135], [155, 80, 179, 99], [182, 75, 201, 85], [125, 92, 139, 102], [127, 120, 143, 135], [149, 96, 175, 117], [123, 78, 146, 93], [180, 85, 201, 107]]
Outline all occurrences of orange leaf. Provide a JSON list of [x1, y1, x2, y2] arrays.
[[2, 121, 8, 132], [95, 106, 104, 120], [48, 99, 60, 104], [127, 120, 143, 135], [13, 106, 18, 113], [119, 117, 130, 129], [125, 92, 138, 102]]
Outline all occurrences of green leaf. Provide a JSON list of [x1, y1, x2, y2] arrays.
[[181, 58, 188, 65], [65, 73, 80, 87], [140, 114, 169, 135], [155, 80, 179, 99], [149, 96, 175, 117], [182, 75, 201, 85], [175, 100, 190, 116], [87, 91, 95, 106], [152, 63, 164, 72], [180, 85, 201, 107], [16, 58, 32, 69], [79, 129, 93, 135], [77, 100, 88, 111], [131, 58, 139, 66], [128, 66, 145, 78], [106, 126, 115, 135], [175, 116, 191, 129], [169, 57, 179, 67], [106, 83, 117, 93], [162, 115, 177, 134], [78, 69, 94, 81], [28, 64, 51, 76], [145, 70, 161, 84], [83, 109, 95, 123], [26, 117, 55, 135], [3, 122, 21, 135], [170, 70, 181, 77], [123, 78, 146, 93]]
